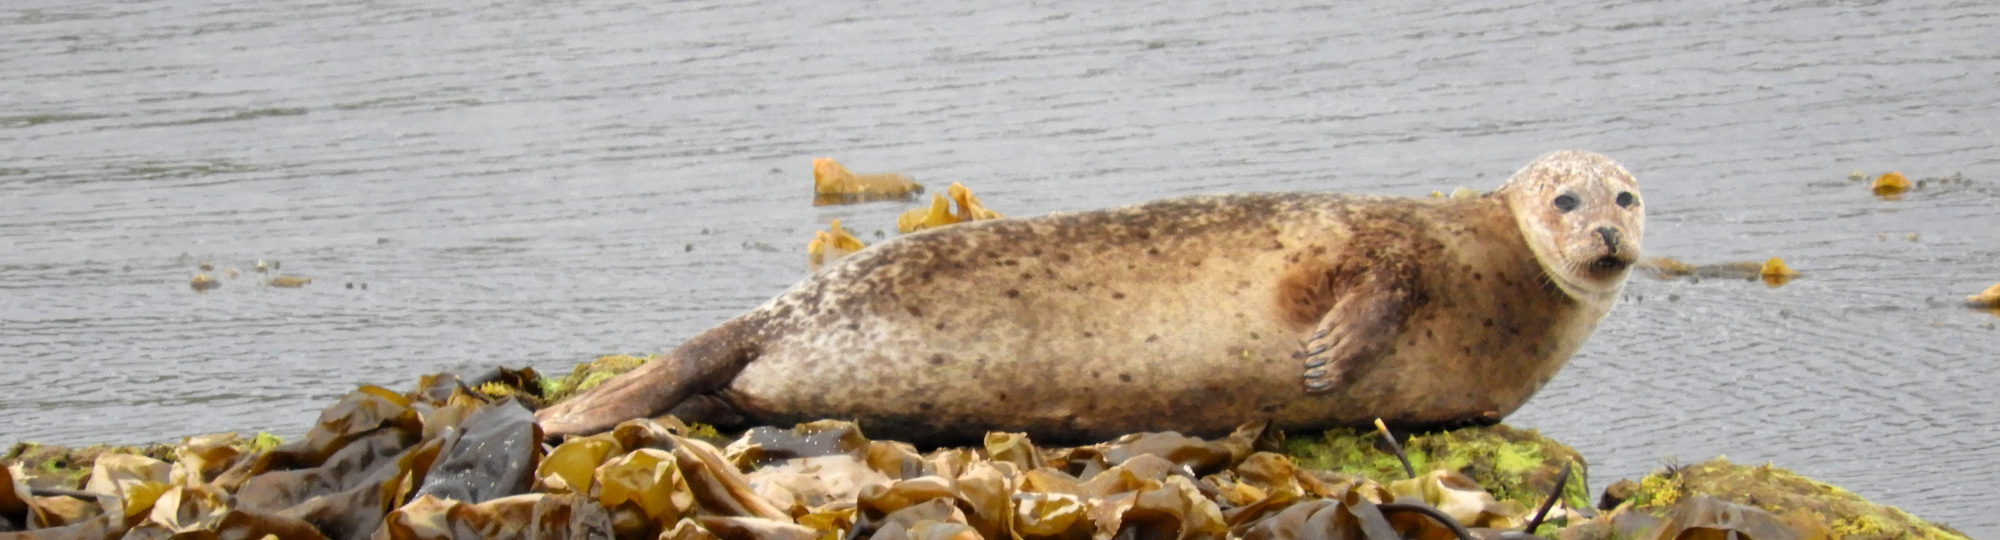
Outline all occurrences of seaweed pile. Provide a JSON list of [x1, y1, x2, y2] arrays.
[[0, 364, 1970, 540]]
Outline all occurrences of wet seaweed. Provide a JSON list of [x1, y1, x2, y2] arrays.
[[0, 368, 1965, 540], [896, 183, 1004, 233]]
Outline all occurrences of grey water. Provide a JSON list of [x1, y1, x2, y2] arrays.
[[4, 0, 1997, 534]]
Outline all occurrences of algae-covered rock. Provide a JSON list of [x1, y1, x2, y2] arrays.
[[1613, 458, 1968, 540], [1280, 424, 1588, 512]]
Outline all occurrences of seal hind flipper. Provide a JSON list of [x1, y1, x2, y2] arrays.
[[1296, 270, 1419, 393], [534, 318, 760, 440]]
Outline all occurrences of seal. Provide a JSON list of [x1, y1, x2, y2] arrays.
[[536, 150, 1644, 444]]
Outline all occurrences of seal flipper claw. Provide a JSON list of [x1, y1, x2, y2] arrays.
[[1297, 271, 1419, 394], [534, 318, 759, 440]]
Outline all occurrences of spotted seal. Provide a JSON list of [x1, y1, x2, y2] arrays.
[[536, 150, 1644, 444]]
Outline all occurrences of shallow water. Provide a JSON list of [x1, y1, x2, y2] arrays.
[[3, 0, 1997, 534]]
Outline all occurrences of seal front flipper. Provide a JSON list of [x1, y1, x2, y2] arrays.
[[1296, 270, 1419, 393], [534, 318, 759, 440]]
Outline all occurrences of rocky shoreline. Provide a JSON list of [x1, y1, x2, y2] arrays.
[[0, 358, 1969, 540]]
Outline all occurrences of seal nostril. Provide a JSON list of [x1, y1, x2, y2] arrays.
[[1595, 227, 1619, 254]]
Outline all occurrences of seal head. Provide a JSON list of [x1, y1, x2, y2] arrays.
[[1498, 150, 1644, 303]]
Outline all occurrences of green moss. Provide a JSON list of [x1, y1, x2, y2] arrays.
[[1493, 442, 1542, 476], [1621, 459, 1968, 540], [1631, 471, 1682, 509], [537, 376, 564, 399], [1281, 424, 1586, 510], [1831, 514, 1892, 538], [246, 432, 285, 454], [477, 381, 517, 399], [684, 422, 723, 442]]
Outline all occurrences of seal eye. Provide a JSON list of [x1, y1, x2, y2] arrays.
[[1616, 192, 1637, 208], [1552, 194, 1580, 213]]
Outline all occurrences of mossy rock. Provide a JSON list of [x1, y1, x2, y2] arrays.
[[1281, 424, 1588, 511], [538, 354, 655, 405], [1623, 458, 1968, 540]]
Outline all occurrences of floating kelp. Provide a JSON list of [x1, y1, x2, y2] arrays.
[[269, 275, 313, 288], [1759, 257, 1797, 287], [1634, 257, 1695, 280], [1966, 283, 2000, 309], [813, 158, 924, 206], [946, 183, 1003, 222], [896, 183, 1004, 233], [189, 274, 220, 292], [807, 220, 867, 272], [1635, 256, 1798, 287], [896, 194, 959, 233], [1871, 172, 1910, 198]]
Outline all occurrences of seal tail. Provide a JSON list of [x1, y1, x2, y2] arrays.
[[534, 317, 759, 440]]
